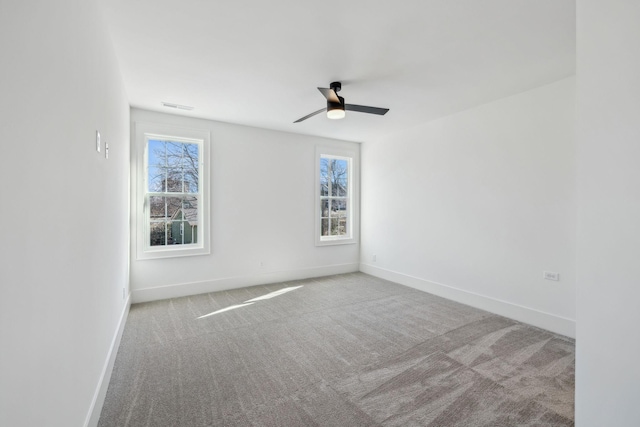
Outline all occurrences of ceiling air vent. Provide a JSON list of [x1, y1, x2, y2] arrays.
[[161, 102, 194, 111]]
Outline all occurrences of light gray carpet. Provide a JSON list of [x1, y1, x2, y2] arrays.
[[99, 273, 574, 426]]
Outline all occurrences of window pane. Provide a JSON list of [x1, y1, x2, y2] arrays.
[[320, 177, 329, 197], [320, 158, 329, 179], [184, 174, 198, 193], [164, 142, 183, 192], [184, 143, 199, 193], [330, 163, 348, 195], [148, 140, 200, 193], [182, 196, 198, 245], [334, 159, 347, 171], [337, 178, 348, 197], [331, 159, 347, 178], [171, 221, 185, 245], [165, 170, 183, 192], [148, 166, 165, 192], [165, 142, 184, 168], [166, 197, 182, 219], [183, 195, 197, 210], [183, 222, 196, 244], [148, 140, 166, 191], [149, 196, 166, 218], [320, 198, 329, 218], [149, 197, 198, 247], [168, 218, 197, 245], [337, 215, 347, 236], [331, 199, 347, 214], [173, 208, 183, 220], [330, 217, 341, 235], [149, 221, 167, 246], [321, 218, 329, 236]]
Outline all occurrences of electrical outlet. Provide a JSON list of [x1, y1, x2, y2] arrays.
[[259, 261, 264, 268], [543, 271, 560, 281], [96, 131, 101, 152]]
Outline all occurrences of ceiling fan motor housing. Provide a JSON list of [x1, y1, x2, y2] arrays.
[[328, 82, 344, 113], [327, 96, 345, 111]]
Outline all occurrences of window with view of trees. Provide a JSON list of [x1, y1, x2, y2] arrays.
[[147, 139, 200, 247], [317, 153, 353, 244], [135, 123, 210, 260]]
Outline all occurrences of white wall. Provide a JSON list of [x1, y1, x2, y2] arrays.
[[575, 1, 640, 425], [0, 1, 130, 426], [361, 78, 576, 337], [130, 109, 359, 302]]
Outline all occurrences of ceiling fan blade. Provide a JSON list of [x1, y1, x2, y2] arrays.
[[317, 87, 341, 103], [294, 107, 326, 123], [345, 104, 389, 115]]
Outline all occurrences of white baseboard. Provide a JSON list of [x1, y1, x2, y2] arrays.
[[85, 294, 131, 427], [360, 263, 575, 338], [132, 263, 360, 303]]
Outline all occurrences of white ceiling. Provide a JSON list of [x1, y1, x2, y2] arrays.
[[98, 0, 575, 142]]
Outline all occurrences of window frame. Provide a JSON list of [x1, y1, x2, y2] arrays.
[[315, 146, 359, 246], [134, 122, 211, 260]]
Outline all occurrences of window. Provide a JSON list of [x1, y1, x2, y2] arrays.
[[134, 123, 210, 259], [315, 147, 358, 246], [147, 138, 199, 247]]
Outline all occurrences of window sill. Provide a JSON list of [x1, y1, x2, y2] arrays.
[[136, 245, 210, 260], [315, 237, 357, 247]]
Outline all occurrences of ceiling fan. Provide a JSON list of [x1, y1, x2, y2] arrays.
[[294, 82, 389, 123]]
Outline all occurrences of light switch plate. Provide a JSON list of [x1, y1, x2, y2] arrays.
[[96, 131, 101, 152]]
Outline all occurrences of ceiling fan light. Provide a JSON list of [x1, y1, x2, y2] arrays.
[[327, 98, 345, 120], [327, 108, 345, 120]]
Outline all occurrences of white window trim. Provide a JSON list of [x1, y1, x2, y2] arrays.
[[315, 146, 359, 246], [134, 122, 211, 260]]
